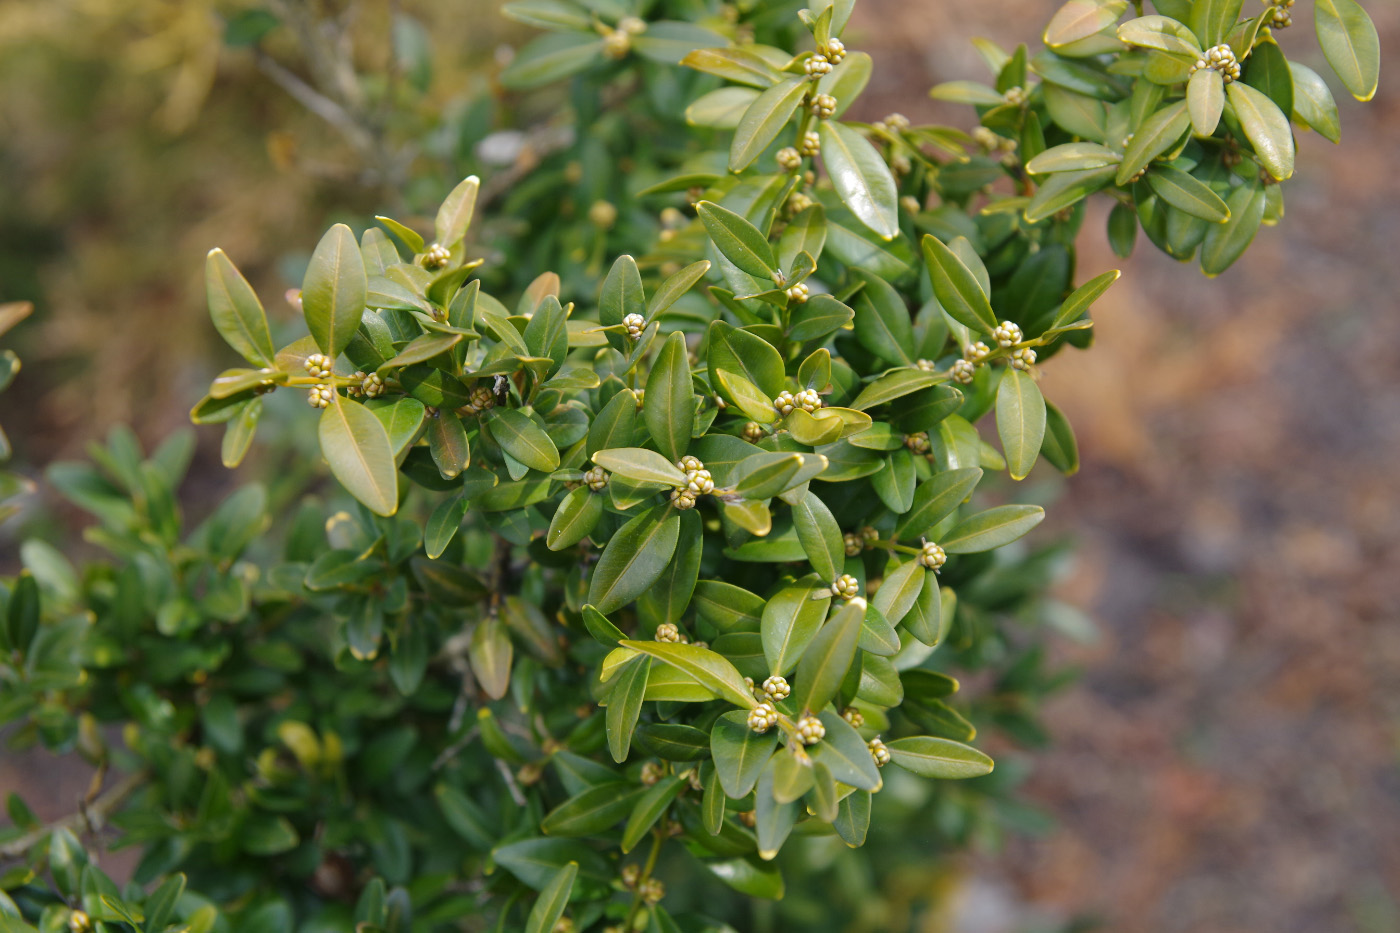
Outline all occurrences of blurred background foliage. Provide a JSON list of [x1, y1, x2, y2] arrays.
[[2, 1, 1399, 930]]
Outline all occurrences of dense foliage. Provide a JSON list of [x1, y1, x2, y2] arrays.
[[1, 0, 1381, 931]]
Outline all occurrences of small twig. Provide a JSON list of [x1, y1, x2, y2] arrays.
[[623, 828, 666, 929], [431, 725, 480, 772], [251, 48, 377, 157], [494, 759, 528, 808], [0, 771, 146, 861]]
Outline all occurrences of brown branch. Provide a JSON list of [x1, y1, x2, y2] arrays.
[[0, 770, 146, 861]]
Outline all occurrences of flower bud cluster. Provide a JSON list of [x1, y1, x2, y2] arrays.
[[804, 54, 833, 77], [919, 541, 947, 571], [777, 147, 802, 171], [796, 715, 825, 745], [308, 385, 335, 409], [786, 282, 810, 304], [464, 386, 496, 415], [584, 466, 609, 492], [993, 321, 1023, 348], [810, 93, 838, 118], [421, 243, 452, 269], [303, 354, 333, 379], [748, 702, 779, 733], [799, 131, 821, 157], [1190, 44, 1241, 83], [1010, 347, 1037, 371], [623, 312, 646, 338], [761, 675, 790, 700], [830, 574, 860, 600]]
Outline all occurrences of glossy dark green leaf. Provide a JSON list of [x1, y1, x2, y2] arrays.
[[754, 758, 797, 860], [1289, 62, 1342, 143], [620, 639, 756, 709], [302, 223, 367, 358], [1041, 400, 1080, 475], [711, 710, 779, 798], [645, 332, 694, 462], [729, 77, 807, 172], [833, 790, 871, 846], [885, 736, 995, 779], [940, 504, 1045, 553], [693, 581, 765, 633], [649, 260, 712, 316], [1314, 0, 1379, 101], [698, 201, 778, 279], [1227, 81, 1295, 180], [921, 235, 996, 333], [205, 249, 275, 367], [487, 409, 560, 473], [591, 447, 686, 487], [1115, 101, 1189, 186], [590, 506, 681, 613], [819, 120, 899, 240], [1187, 67, 1225, 136], [524, 862, 577, 933], [1188, 0, 1243, 47], [791, 490, 844, 582], [547, 486, 604, 551], [811, 711, 882, 791], [1044, 0, 1130, 47], [851, 273, 914, 366], [427, 411, 470, 479], [319, 398, 399, 516], [1025, 165, 1118, 223], [894, 467, 982, 540], [435, 175, 480, 248], [996, 369, 1046, 481], [621, 776, 686, 853], [1201, 180, 1266, 276], [791, 598, 863, 715]]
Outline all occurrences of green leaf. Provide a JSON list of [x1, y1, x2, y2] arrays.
[[302, 223, 368, 358], [600, 254, 644, 335], [729, 77, 808, 172], [928, 80, 1005, 105], [620, 639, 757, 709], [681, 47, 780, 87], [319, 398, 399, 516], [143, 874, 186, 933], [524, 862, 577, 933], [542, 783, 644, 837], [645, 332, 694, 462], [1187, 67, 1225, 136], [921, 235, 997, 333], [1201, 180, 1266, 276], [435, 175, 480, 248], [833, 790, 871, 846], [847, 370, 943, 411], [1025, 142, 1122, 175], [590, 506, 682, 613], [1288, 62, 1342, 144], [205, 249, 275, 367], [686, 86, 760, 128], [1050, 269, 1120, 329], [885, 736, 995, 779], [1188, 0, 1244, 47], [790, 598, 863, 714], [694, 581, 766, 633], [1041, 400, 1080, 475], [819, 121, 899, 240], [547, 485, 604, 550], [500, 31, 603, 89], [1245, 40, 1294, 118], [221, 398, 262, 469], [940, 504, 1045, 553], [733, 452, 827, 500], [427, 410, 470, 479], [996, 369, 1046, 481], [697, 201, 778, 279], [591, 448, 686, 487], [648, 260, 711, 316], [582, 604, 627, 647], [487, 409, 560, 473], [1025, 165, 1118, 223], [760, 580, 829, 676], [469, 614, 513, 700], [1147, 165, 1230, 222], [380, 333, 464, 371], [811, 711, 882, 791], [791, 491, 844, 582], [895, 467, 982, 540], [871, 558, 925, 626], [621, 776, 686, 854], [1116, 15, 1201, 54], [1115, 101, 1189, 186], [708, 321, 785, 398], [1226, 81, 1295, 181], [711, 710, 779, 798], [1315, 0, 1379, 101], [754, 756, 797, 859], [850, 272, 915, 366], [1044, 0, 1129, 47], [493, 838, 612, 891], [606, 654, 649, 763]]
